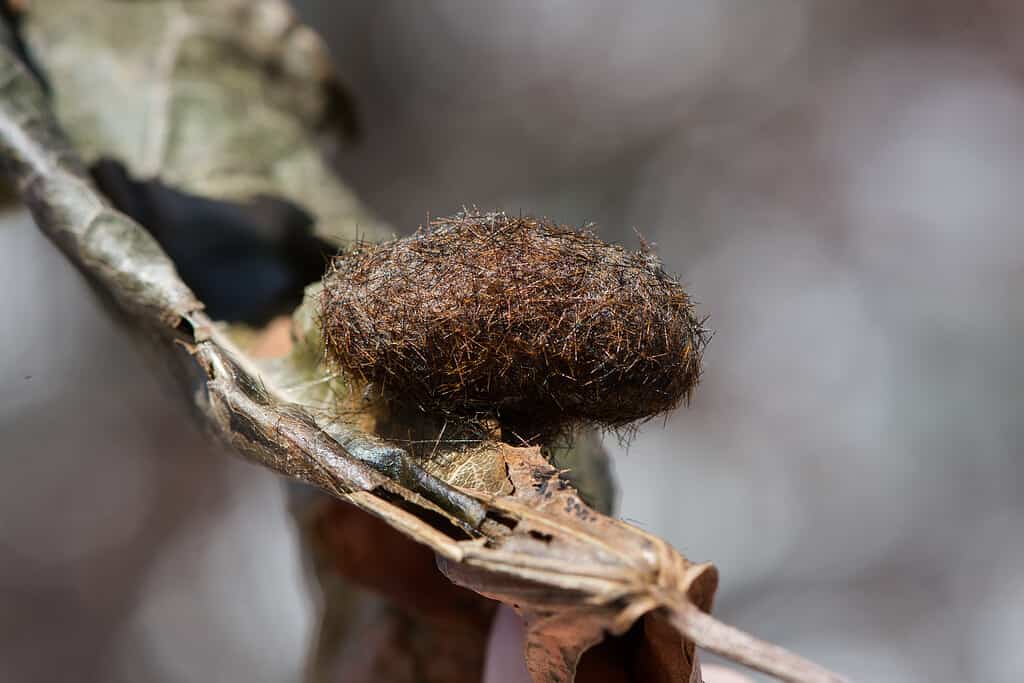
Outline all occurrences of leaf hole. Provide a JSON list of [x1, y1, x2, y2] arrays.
[[528, 530, 553, 544], [484, 510, 520, 532]]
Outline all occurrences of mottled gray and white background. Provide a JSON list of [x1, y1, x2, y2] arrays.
[[3, 2, 1023, 681]]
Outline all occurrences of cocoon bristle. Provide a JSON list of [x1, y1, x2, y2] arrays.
[[320, 210, 707, 442]]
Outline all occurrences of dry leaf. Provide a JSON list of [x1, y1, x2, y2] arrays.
[[20, 0, 385, 246], [0, 3, 846, 681]]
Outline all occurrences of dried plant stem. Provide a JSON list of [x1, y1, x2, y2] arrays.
[[665, 599, 846, 683]]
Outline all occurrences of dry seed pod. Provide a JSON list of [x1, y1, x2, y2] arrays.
[[320, 211, 707, 441]]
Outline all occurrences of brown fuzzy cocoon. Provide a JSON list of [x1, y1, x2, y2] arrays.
[[320, 211, 707, 442]]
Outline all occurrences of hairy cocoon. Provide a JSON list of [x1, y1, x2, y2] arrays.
[[320, 211, 707, 442]]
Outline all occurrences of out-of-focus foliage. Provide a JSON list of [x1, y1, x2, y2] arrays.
[[22, 0, 384, 244]]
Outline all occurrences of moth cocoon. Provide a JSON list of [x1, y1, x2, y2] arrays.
[[319, 211, 707, 442]]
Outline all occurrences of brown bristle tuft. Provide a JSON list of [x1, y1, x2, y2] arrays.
[[319, 210, 708, 442]]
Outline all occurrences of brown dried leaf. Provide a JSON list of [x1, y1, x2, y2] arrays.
[[307, 498, 495, 683], [0, 4, 845, 681], [433, 444, 716, 682]]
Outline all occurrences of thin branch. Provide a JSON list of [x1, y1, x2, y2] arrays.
[[666, 599, 847, 683]]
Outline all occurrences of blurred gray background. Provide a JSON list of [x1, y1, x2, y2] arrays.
[[3, 1, 1023, 681]]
